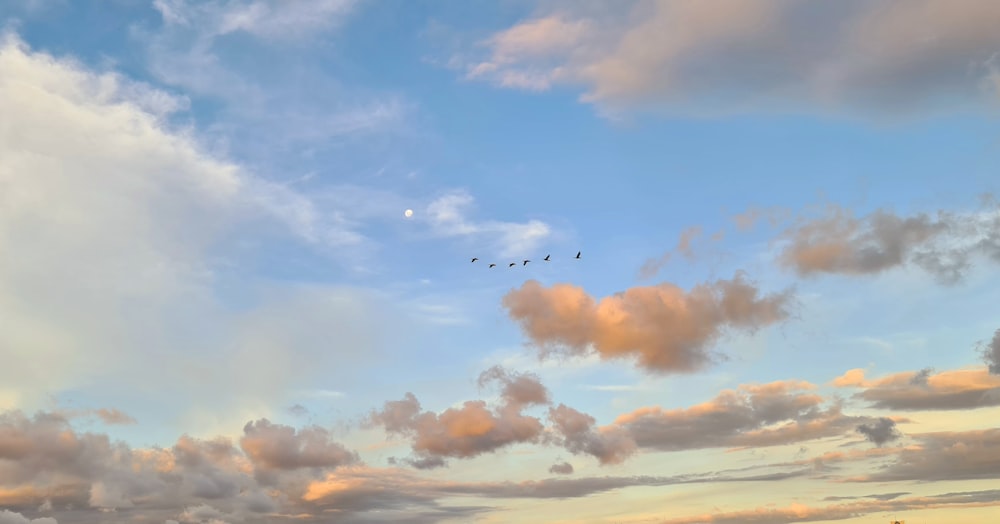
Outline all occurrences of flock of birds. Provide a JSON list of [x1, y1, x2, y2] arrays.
[[471, 251, 581, 268]]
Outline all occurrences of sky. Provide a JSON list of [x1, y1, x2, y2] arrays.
[[2, 0, 1000, 523]]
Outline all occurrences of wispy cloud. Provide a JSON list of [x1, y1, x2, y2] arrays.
[[423, 190, 552, 258]]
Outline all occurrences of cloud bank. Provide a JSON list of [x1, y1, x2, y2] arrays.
[[459, 0, 1000, 116]]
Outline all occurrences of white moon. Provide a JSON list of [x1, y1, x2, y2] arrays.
[[404, 209, 413, 218]]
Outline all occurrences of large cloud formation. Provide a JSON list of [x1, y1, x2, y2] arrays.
[[502, 273, 792, 373], [459, 0, 1000, 116], [0, 410, 358, 522]]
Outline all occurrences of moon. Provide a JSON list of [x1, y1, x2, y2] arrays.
[[404, 209, 413, 218]]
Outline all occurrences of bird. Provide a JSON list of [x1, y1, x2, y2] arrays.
[[509, 262, 516, 268], [489, 263, 496, 268], [471, 257, 479, 263], [543, 254, 550, 261], [575, 251, 581, 259], [523, 259, 530, 266]]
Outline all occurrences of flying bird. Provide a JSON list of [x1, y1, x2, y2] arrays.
[[509, 262, 516, 268], [523, 260, 530, 266], [489, 263, 496, 268], [544, 254, 550, 261], [575, 251, 581, 259], [471, 257, 479, 263]]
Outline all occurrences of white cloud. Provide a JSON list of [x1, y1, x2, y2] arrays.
[[424, 190, 551, 258], [0, 35, 394, 426]]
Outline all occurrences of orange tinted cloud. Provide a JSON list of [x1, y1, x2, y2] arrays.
[[842, 367, 1000, 410], [502, 273, 792, 373], [365, 368, 550, 468], [612, 380, 862, 452]]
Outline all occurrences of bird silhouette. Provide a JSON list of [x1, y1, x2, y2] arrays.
[[544, 254, 550, 261], [575, 251, 581, 259], [509, 262, 516, 268], [523, 259, 530, 266], [489, 263, 496, 268], [471, 257, 479, 263]]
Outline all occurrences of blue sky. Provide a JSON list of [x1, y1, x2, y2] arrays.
[[2, 1, 1000, 523]]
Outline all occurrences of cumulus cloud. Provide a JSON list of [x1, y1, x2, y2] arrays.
[[836, 368, 1000, 410], [457, 0, 1000, 116], [614, 380, 863, 452], [0, 410, 364, 522], [423, 190, 552, 258], [777, 204, 1000, 284], [855, 417, 901, 447], [365, 368, 550, 467], [502, 273, 792, 373], [239, 419, 359, 482]]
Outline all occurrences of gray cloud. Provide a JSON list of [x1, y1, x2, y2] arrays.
[[548, 404, 637, 465], [239, 419, 359, 480], [0, 409, 365, 522], [824, 492, 910, 502], [983, 328, 1000, 374], [855, 417, 902, 447], [778, 205, 1000, 284], [548, 462, 574, 475], [502, 272, 792, 373], [857, 429, 1000, 482], [458, 0, 1000, 117]]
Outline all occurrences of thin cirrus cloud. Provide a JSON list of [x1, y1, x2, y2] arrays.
[[657, 488, 1000, 524], [502, 272, 793, 373], [832, 366, 1000, 410], [144, 0, 406, 154], [456, 0, 1000, 116]]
